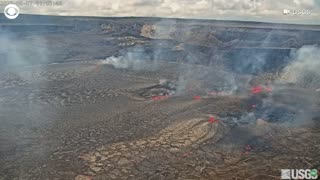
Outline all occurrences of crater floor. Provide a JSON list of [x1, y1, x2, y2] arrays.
[[0, 61, 319, 180]]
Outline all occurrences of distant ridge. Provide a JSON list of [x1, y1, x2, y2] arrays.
[[1, 13, 320, 30]]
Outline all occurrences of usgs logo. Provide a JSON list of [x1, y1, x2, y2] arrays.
[[281, 169, 318, 179]]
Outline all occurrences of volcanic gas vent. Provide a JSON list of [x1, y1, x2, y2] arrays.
[[255, 103, 297, 123], [138, 79, 176, 98]]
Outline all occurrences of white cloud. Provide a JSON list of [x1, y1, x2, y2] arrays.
[[4, 0, 319, 24]]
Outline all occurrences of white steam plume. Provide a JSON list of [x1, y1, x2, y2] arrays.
[[282, 45, 320, 89]]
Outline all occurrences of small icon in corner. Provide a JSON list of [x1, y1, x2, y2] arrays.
[[4, 4, 20, 19], [281, 169, 291, 179], [283, 9, 291, 15]]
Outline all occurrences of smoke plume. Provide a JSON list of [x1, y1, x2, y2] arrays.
[[282, 45, 320, 89]]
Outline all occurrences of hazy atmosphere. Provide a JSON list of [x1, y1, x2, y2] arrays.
[[2, 0, 319, 24], [1, 0, 320, 179]]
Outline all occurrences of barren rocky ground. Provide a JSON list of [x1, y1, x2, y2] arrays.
[[0, 15, 320, 180]]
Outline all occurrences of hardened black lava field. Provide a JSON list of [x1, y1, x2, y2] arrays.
[[0, 15, 320, 180]]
